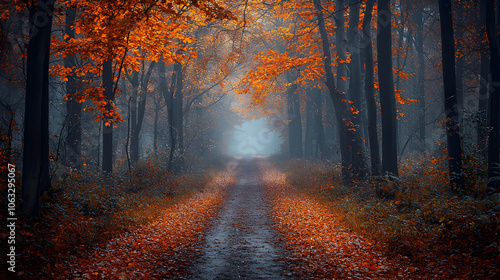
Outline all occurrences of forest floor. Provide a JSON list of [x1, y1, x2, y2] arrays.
[[39, 156, 425, 279]]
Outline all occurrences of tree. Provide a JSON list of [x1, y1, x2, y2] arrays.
[[64, 7, 82, 169], [413, 0, 426, 153], [313, 0, 367, 182], [286, 70, 303, 158], [22, 0, 55, 218], [438, 0, 464, 191], [377, 0, 398, 177], [361, 0, 381, 175], [477, 0, 489, 151], [486, 0, 500, 194], [127, 61, 156, 164]]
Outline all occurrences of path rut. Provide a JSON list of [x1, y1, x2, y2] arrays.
[[190, 157, 289, 279]]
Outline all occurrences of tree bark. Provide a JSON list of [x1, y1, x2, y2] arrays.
[[414, 1, 426, 152], [313, 0, 366, 182], [286, 71, 303, 158], [102, 59, 114, 174], [347, 0, 367, 176], [165, 61, 180, 172], [377, 0, 399, 177], [362, 0, 381, 176], [305, 90, 314, 158], [173, 63, 184, 169], [455, 4, 464, 120], [486, 0, 500, 194], [477, 0, 489, 152], [439, 0, 464, 191], [22, 0, 55, 218], [130, 61, 155, 164], [64, 7, 82, 169], [336, 0, 347, 95], [129, 70, 139, 163], [312, 87, 329, 158]]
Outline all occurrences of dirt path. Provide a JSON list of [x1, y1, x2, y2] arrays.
[[190, 157, 290, 279]]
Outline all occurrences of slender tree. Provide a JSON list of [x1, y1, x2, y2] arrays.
[[486, 0, 500, 194], [22, 0, 55, 218], [102, 58, 114, 174], [313, 0, 366, 182], [413, 1, 426, 152], [377, 0, 398, 177], [477, 0, 489, 151], [286, 70, 303, 158], [362, 0, 381, 175], [438, 0, 464, 191], [64, 7, 82, 169]]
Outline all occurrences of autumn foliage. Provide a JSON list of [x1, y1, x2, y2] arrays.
[[273, 154, 499, 279], [9, 157, 234, 279]]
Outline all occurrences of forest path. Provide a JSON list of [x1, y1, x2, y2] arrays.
[[189, 157, 291, 279]]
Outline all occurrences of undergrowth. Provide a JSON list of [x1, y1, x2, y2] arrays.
[[273, 151, 500, 278], [8, 154, 228, 278]]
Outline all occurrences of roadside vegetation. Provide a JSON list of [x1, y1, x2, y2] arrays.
[[3, 155, 229, 279], [271, 150, 499, 278]]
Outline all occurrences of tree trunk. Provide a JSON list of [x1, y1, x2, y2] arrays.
[[336, 0, 347, 95], [377, 0, 399, 177], [286, 71, 303, 158], [414, 1, 426, 152], [362, 0, 381, 176], [129, 71, 139, 163], [22, 0, 55, 218], [313, 0, 366, 182], [130, 61, 155, 163], [477, 0, 489, 152], [305, 90, 314, 158], [439, 0, 464, 191], [455, 4, 464, 120], [312, 87, 329, 158], [64, 7, 82, 169], [102, 59, 114, 174], [173, 63, 184, 169], [486, 0, 500, 194], [347, 0, 367, 176], [165, 61, 180, 172]]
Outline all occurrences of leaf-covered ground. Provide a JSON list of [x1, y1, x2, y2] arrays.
[[259, 159, 417, 279], [21, 156, 495, 279], [52, 163, 237, 279]]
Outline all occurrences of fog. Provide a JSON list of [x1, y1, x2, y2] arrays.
[[226, 118, 283, 156]]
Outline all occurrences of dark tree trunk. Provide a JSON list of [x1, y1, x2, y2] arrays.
[[158, 59, 168, 154], [153, 102, 161, 153], [312, 87, 329, 158], [362, 0, 381, 176], [130, 62, 155, 164], [347, 0, 367, 176], [314, 0, 366, 182], [486, 0, 500, 194], [336, 0, 347, 95], [102, 59, 114, 174], [173, 63, 184, 169], [305, 91, 314, 158], [129, 71, 140, 163], [22, 0, 55, 218], [64, 7, 82, 169], [439, 0, 464, 191], [377, 0, 398, 177], [286, 71, 303, 158], [455, 4, 464, 119], [414, 1, 426, 152], [165, 61, 181, 172], [477, 0, 489, 152]]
